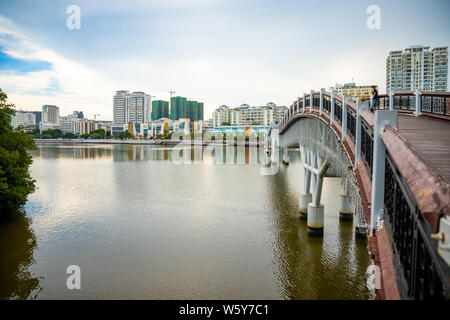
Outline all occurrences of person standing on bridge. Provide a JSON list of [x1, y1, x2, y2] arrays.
[[370, 86, 379, 112]]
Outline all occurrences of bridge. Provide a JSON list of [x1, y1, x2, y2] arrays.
[[264, 89, 450, 300]]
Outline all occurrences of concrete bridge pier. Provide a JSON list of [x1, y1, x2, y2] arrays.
[[299, 146, 312, 219], [306, 151, 330, 235], [339, 194, 354, 221], [282, 148, 289, 165]]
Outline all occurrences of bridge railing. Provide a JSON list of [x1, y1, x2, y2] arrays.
[[279, 89, 450, 299], [378, 91, 450, 117]]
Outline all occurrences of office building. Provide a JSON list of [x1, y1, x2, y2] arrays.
[[386, 45, 448, 92]]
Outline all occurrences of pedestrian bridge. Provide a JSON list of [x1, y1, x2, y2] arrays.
[[264, 89, 450, 300]]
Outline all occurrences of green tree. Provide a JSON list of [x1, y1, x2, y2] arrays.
[[0, 90, 37, 218], [119, 130, 132, 140], [63, 132, 78, 139], [41, 128, 63, 138], [88, 128, 106, 139]]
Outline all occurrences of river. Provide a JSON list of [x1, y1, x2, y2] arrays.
[[0, 143, 373, 299]]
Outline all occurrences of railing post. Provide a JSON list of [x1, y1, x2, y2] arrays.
[[355, 100, 369, 169], [319, 88, 324, 115], [341, 95, 348, 141], [330, 90, 335, 124], [370, 110, 398, 231], [415, 89, 421, 116], [310, 90, 314, 113], [389, 89, 394, 111]]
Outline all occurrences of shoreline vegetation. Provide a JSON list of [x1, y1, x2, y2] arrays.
[[0, 89, 37, 220]]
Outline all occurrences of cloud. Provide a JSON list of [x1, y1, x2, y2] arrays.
[[0, 14, 118, 120]]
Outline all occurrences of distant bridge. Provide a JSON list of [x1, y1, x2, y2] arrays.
[[265, 89, 450, 300]]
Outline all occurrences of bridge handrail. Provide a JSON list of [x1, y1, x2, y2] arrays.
[[280, 88, 450, 299]]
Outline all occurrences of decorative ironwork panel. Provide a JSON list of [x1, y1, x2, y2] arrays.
[[360, 120, 373, 175], [346, 108, 356, 139], [335, 100, 342, 124], [384, 153, 449, 300]]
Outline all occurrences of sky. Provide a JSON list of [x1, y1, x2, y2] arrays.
[[0, 0, 449, 120]]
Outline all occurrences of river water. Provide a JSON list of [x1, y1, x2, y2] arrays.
[[0, 143, 373, 299]]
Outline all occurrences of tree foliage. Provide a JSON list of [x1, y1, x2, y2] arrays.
[[0, 90, 37, 218]]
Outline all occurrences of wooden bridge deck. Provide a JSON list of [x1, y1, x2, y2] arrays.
[[397, 114, 450, 182]]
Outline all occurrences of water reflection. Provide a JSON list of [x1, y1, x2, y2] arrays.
[[0, 214, 42, 299], [34, 142, 266, 164], [12, 143, 371, 299]]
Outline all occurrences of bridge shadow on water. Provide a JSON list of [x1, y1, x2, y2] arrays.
[[262, 150, 373, 300]]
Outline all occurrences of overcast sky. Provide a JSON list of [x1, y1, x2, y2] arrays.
[[0, 0, 449, 120]]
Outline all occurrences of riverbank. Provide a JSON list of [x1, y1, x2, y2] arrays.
[[34, 138, 264, 147]]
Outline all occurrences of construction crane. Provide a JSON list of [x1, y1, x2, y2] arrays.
[[169, 90, 176, 118]]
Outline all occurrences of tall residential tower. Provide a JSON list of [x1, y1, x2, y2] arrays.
[[386, 45, 448, 93]]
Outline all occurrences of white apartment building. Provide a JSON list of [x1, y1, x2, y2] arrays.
[[11, 111, 36, 128], [212, 102, 287, 127], [386, 45, 448, 93], [113, 90, 152, 125]]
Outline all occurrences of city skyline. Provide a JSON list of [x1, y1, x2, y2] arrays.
[[0, 0, 449, 121]]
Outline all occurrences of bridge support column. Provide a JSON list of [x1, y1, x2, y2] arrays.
[[307, 157, 330, 235], [339, 193, 354, 221], [370, 110, 398, 231], [282, 148, 289, 165], [299, 146, 312, 219]]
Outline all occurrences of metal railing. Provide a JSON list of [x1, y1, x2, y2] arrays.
[[384, 152, 449, 299], [378, 92, 450, 117]]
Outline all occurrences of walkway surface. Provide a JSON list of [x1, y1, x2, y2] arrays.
[[397, 114, 450, 182]]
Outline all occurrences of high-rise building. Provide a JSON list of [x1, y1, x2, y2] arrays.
[[30, 111, 42, 126], [42, 105, 59, 124], [170, 97, 204, 121], [151, 100, 169, 120], [113, 90, 129, 125], [40, 105, 60, 132], [113, 90, 152, 125], [386, 45, 448, 92], [212, 102, 287, 127], [197, 102, 204, 121], [170, 96, 187, 120]]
